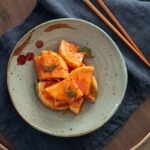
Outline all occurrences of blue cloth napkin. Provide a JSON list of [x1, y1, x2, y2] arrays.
[[0, 0, 150, 150]]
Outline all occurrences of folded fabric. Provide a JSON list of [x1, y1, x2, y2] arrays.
[[0, 0, 150, 150]]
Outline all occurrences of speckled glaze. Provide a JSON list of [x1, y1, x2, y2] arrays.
[[7, 18, 127, 137]]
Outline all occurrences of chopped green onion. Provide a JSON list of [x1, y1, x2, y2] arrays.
[[41, 65, 57, 72], [91, 84, 98, 98], [35, 80, 39, 95], [77, 47, 94, 57], [93, 89, 98, 98], [66, 90, 77, 98]]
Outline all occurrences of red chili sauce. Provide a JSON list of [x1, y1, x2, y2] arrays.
[[35, 40, 44, 48], [17, 55, 27, 65], [26, 52, 34, 61], [17, 52, 34, 65]]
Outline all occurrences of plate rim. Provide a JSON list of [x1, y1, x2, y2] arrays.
[[7, 18, 128, 137]]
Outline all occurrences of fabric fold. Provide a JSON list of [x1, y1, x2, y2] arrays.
[[0, 0, 150, 150]]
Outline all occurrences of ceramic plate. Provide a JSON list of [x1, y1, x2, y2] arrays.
[[7, 18, 127, 137]]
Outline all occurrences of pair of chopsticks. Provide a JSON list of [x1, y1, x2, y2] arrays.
[[83, 0, 150, 67]]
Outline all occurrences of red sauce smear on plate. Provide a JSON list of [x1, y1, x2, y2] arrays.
[[44, 23, 75, 32], [13, 31, 34, 56], [26, 52, 34, 61], [17, 52, 34, 65], [35, 40, 43, 48], [17, 55, 27, 65]]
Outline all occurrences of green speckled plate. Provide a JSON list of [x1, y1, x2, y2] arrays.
[[7, 18, 127, 137]]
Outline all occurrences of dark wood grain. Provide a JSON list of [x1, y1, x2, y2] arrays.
[[0, 132, 15, 150], [103, 97, 150, 150], [0, 0, 36, 35], [0, 1, 150, 150]]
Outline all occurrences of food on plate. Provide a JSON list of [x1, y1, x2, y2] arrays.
[[87, 76, 98, 103], [45, 77, 83, 102], [37, 81, 69, 110], [69, 97, 85, 114], [34, 50, 69, 81], [59, 40, 85, 68], [37, 81, 56, 109], [69, 66, 94, 95], [34, 40, 98, 114]]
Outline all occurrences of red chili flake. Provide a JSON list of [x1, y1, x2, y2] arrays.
[[35, 40, 43, 48], [17, 55, 27, 65], [26, 52, 34, 61]]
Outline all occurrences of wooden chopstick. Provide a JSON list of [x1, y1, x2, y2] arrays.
[[96, 0, 143, 55], [130, 132, 150, 150], [83, 0, 150, 67]]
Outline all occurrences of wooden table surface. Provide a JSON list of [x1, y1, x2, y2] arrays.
[[0, 1, 150, 150]]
